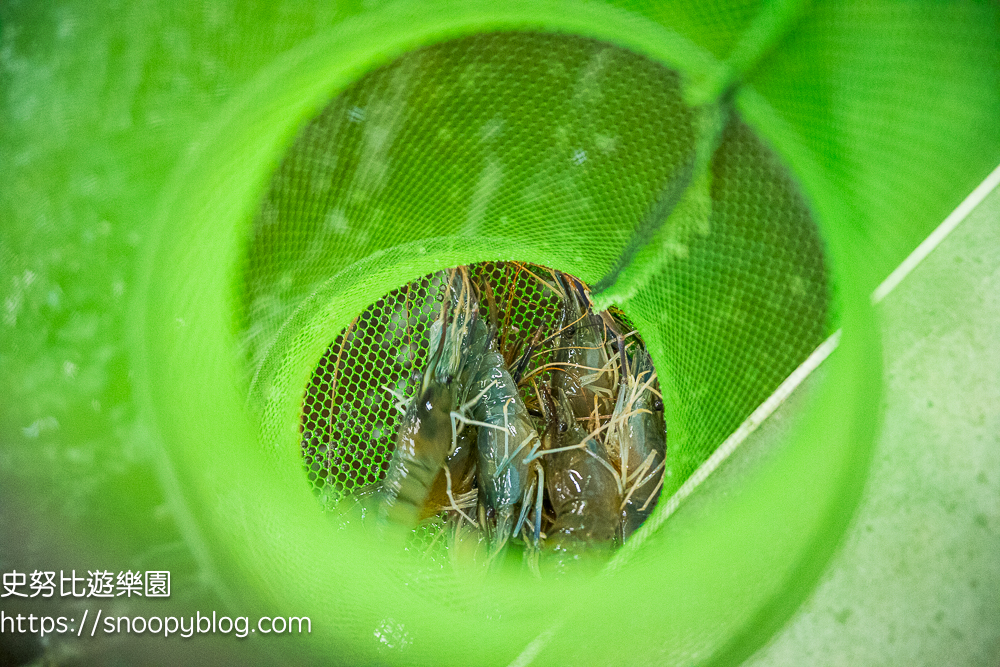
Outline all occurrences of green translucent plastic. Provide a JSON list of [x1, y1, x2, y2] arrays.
[[4, 1, 998, 665], [137, 4, 877, 665]]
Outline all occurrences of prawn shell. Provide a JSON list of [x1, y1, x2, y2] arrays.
[[380, 382, 455, 528], [464, 323, 541, 554], [420, 425, 477, 520], [609, 347, 667, 542], [543, 391, 620, 558], [553, 279, 615, 420]]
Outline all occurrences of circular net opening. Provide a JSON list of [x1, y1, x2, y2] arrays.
[[300, 263, 663, 567], [241, 29, 831, 570]]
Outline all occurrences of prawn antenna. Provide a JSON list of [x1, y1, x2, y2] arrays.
[[511, 324, 545, 384], [537, 384, 560, 448], [479, 268, 500, 332], [570, 275, 590, 309]]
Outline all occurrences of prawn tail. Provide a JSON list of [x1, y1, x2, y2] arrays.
[[486, 505, 517, 566], [380, 455, 439, 529]]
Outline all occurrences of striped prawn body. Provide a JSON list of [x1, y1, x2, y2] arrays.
[[380, 378, 457, 527], [378, 270, 477, 529]]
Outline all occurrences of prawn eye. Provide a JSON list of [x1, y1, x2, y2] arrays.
[[558, 421, 567, 433], [653, 398, 664, 411], [565, 325, 576, 338]]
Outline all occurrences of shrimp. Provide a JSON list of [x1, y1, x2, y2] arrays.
[[541, 388, 621, 573], [605, 346, 666, 542], [552, 273, 617, 424], [461, 317, 543, 561], [420, 425, 478, 522], [378, 270, 479, 529]]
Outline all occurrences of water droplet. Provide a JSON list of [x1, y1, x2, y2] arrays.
[[347, 106, 366, 123]]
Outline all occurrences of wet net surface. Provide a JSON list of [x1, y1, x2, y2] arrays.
[[244, 30, 830, 531], [239, 31, 693, 377]]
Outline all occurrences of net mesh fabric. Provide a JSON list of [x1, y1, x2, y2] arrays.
[[240, 32, 693, 377], [125, 1, 998, 663], [6, 0, 999, 664], [241, 31, 829, 544]]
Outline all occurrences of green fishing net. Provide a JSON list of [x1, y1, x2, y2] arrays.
[[245, 31, 830, 508], [115, 1, 999, 665]]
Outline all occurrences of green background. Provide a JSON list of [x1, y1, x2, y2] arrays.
[[1, 1, 997, 664]]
